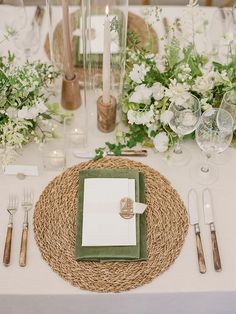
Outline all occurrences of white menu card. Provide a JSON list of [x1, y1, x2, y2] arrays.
[[82, 178, 136, 246]]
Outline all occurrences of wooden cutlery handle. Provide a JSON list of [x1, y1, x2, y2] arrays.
[[195, 232, 207, 274], [211, 230, 222, 272], [3, 226, 13, 266], [19, 225, 28, 267]]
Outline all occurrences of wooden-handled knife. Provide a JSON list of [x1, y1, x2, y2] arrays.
[[188, 189, 207, 274], [203, 188, 222, 272]]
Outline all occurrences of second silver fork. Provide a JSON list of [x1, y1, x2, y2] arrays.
[[19, 190, 34, 267]]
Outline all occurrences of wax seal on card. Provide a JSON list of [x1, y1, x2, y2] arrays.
[[120, 197, 134, 219]]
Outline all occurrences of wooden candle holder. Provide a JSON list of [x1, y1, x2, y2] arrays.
[[61, 73, 81, 110], [97, 95, 117, 133]]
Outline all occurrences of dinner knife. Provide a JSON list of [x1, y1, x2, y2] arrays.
[[188, 189, 207, 274], [203, 188, 222, 272]]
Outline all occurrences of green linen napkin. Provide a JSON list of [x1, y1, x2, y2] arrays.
[[75, 169, 147, 261]]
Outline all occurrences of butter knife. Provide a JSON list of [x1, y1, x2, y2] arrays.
[[203, 188, 222, 272], [188, 189, 206, 274], [73, 149, 148, 159]]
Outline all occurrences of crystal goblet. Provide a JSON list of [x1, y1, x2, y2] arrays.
[[168, 94, 201, 166]]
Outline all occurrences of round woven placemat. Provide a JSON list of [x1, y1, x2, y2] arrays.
[[34, 158, 188, 293]]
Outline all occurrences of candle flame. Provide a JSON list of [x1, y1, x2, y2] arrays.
[[105, 5, 109, 16]]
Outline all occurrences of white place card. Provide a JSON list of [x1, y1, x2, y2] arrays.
[[82, 178, 136, 247], [3, 165, 39, 176]]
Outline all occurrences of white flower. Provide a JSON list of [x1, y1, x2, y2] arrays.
[[129, 64, 150, 84], [192, 71, 221, 94], [151, 82, 165, 100], [160, 110, 173, 125], [127, 109, 154, 125], [153, 131, 169, 152], [129, 84, 152, 105], [165, 79, 191, 106]]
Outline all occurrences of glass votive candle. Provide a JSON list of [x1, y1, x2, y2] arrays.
[[64, 114, 87, 150], [41, 139, 66, 171]]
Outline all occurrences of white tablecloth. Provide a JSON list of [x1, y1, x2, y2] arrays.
[[0, 5, 236, 314]]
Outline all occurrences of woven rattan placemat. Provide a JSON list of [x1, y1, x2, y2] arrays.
[[33, 158, 188, 293]]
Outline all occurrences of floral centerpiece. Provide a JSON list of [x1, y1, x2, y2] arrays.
[[0, 53, 66, 164], [95, 1, 236, 158]]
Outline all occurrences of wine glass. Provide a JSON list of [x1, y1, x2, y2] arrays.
[[0, 0, 26, 45], [13, 8, 40, 61], [192, 108, 233, 185], [220, 91, 236, 129], [227, 4, 236, 57], [168, 94, 201, 165], [208, 7, 233, 61]]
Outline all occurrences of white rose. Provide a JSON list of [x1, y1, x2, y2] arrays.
[[160, 110, 173, 125], [151, 82, 165, 100], [129, 64, 150, 84], [153, 131, 169, 153], [129, 84, 152, 105]]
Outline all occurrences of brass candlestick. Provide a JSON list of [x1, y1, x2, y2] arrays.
[[97, 95, 117, 133], [61, 73, 81, 110]]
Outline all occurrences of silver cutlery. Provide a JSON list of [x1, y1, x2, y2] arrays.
[[203, 188, 222, 272], [188, 189, 207, 274], [19, 190, 34, 267], [3, 195, 18, 266]]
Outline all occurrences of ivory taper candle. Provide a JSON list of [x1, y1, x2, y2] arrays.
[[62, 0, 74, 80], [102, 5, 111, 104]]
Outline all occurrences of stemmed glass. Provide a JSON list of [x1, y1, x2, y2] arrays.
[[220, 90, 236, 129], [168, 94, 201, 165], [192, 108, 233, 185], [13, 8, 40, 61], [208, 7, 233, 61], [0, 0, 26, 44]]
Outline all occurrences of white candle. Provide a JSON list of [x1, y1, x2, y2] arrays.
[[48, 150, 65, 169], [62, 0, 74, 80], [69, 128, 84, 145], [102, 5, 111, 105]]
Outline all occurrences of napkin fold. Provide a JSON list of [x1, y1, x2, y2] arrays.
[[75, 169, 147, 261]]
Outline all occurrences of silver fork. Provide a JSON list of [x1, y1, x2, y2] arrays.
[[3, 195, 18, 266], [19, 190, 34, 267]]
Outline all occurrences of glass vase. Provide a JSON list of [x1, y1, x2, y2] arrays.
[[46, 0, 88, 147], [81, 0, 128, 131]]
